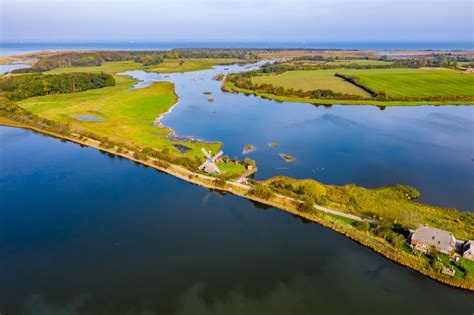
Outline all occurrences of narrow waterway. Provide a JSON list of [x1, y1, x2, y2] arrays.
[[1, 126, 473, 315]]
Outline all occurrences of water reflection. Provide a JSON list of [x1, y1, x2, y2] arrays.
[[2, 127, 473, 315]]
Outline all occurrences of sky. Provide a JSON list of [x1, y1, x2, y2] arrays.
[[1, 0, 473, 42]]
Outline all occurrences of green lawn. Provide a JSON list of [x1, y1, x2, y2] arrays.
[[17, 74, 220, 158], [326, 60, 394, 66], [252, 68, 474, 98], [216, 162, 247, 179]]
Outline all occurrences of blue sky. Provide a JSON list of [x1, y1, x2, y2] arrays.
[[1, 0, 473, 42]]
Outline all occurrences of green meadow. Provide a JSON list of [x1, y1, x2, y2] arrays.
[[252, 68, 474, 99], [326, 60, 394, 66], [252, 70, 371, 96], [146, 58, 244, 73], [17, 74, 220, 158], [45, 58, 243, 75]]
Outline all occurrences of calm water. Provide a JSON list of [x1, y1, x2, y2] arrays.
[[1, 126, 473, 315], [1, 54, 474, 314], [123, 63, 474, 212]]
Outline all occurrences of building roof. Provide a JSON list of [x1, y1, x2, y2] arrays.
[[464, 240, 473, 254], [412, 225, 456, 252]]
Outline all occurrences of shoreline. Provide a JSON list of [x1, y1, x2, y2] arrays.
[[223, 80, 474, 107], [1, 117, 472, 291]]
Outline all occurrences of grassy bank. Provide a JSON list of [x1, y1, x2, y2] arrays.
[[17, 74, 220, 159]]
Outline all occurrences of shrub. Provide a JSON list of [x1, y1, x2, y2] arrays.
[[250, 184, 273, 200]]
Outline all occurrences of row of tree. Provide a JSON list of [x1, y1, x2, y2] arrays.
[[0, 72, 115, 100], [11, 49, 258, 74]]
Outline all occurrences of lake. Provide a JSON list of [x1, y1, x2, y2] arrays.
[[1, 126, 473, 315], [1, 59, 474, 314], [123, 63, 474, 212]]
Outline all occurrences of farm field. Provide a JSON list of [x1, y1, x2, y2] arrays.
[[45, 58, 246, 75], [145, 58, 245, 73], [46, 61, 145, 74], [252, 68, 474, 98], [355, 68, 474, 97], [252, 70, 371, 96], [17, 74, 220, 158], [326, 60, 394, 66]]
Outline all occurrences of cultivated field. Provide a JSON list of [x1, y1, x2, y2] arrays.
[[45, 58, 246, 76], [326, 60, 394, 66], [252, 68, 474, 97], [146, 58, 244, 73], [354, 68, 474, 97], [252, 70, 371, 96], [46, 61, 144, 74]]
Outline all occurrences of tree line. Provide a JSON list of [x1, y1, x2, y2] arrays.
[[11, 49, 258, 74], [0, 72, 115, 100]]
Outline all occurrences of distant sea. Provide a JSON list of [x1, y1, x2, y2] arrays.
[[0, 41, 472, 56]]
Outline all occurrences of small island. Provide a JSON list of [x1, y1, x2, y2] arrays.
[[269, 142, 278, 147], [279, 153, 295, 162], [213, 73, 225, 81], [207, 98, 215, 102], [203, 91, 212, 95], [243, 144, 256, 154]]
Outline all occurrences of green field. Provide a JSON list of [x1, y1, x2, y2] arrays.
[[354, 68, 474, 97], [252, 68, 474, 98], [17, 74, 220, 158], [146, 58, 244, 73], [326, 60, 394, 66], [46, 61, 145, 74], [45, 58, 245, 75], [252, 70, 371, 96]]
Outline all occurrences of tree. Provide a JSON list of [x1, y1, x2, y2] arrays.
[[298, 198, 315, 213], [431, 260, 444, 273]]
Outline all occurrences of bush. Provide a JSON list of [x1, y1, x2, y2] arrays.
[[356, 221, 371, 232], [250, 184, 273, 200], [298, 198, 315, 212]]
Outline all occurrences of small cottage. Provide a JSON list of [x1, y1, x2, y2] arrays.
[[463, 240, 474, 261], [411, 226, 456, 255]]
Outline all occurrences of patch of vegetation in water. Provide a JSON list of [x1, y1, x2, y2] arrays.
[[243, 144, 256, 154], [203, 91, 212, 95], [280, 153, 295, 161], [213, 73, 225, 81]]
